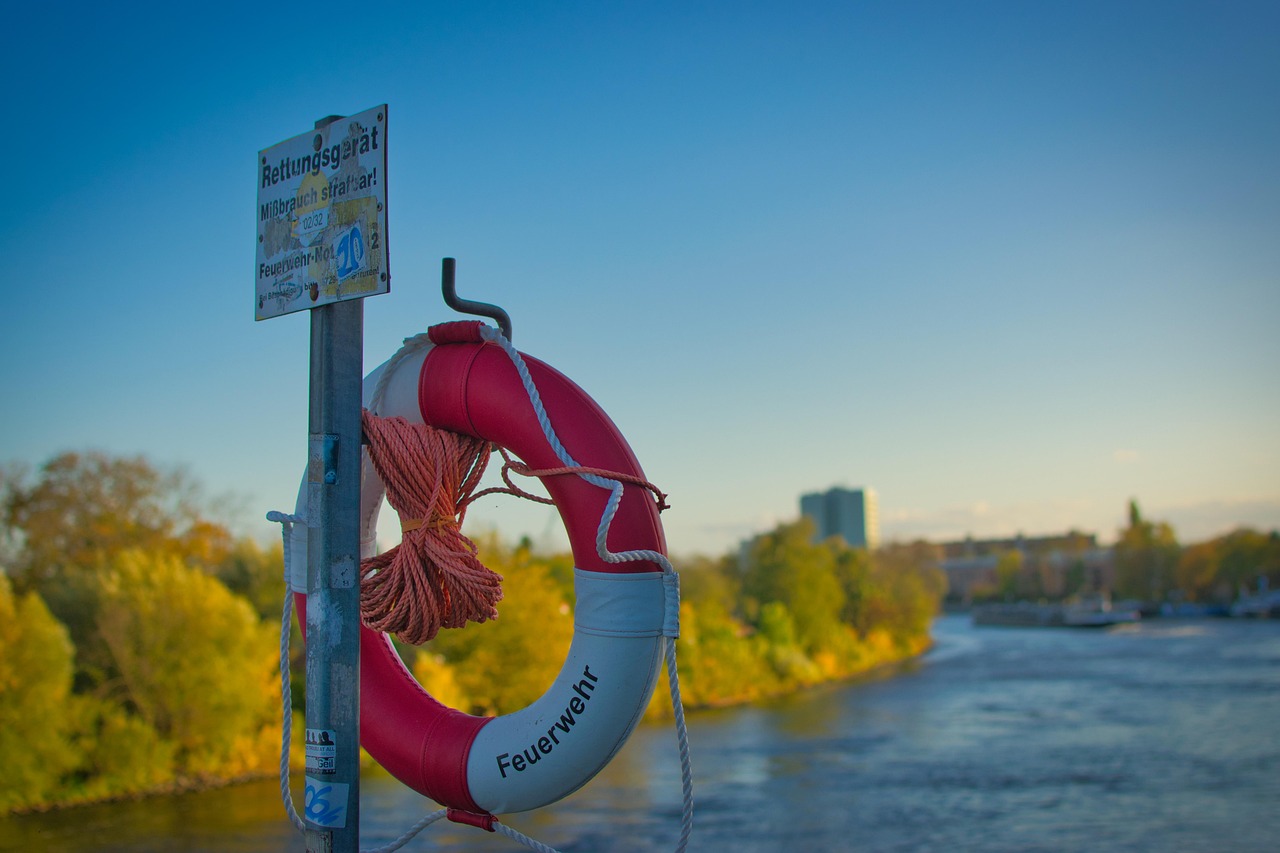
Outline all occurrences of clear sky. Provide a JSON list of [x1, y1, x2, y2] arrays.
[[3, 1, 1278, 558]]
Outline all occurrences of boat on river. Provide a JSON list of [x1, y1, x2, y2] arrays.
[[1230, 588, 1280, 618]]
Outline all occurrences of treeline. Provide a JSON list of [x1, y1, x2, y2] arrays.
[[1, 452, 945, 815], [1113, 501, 1280, 605], [417, 521, 946, 717], [969, 499, 1280, 606], [1, 453, 285, 815]]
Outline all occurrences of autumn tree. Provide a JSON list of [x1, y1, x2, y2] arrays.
[[994, 550, 1024, 601], [96, 549, 278, 778], [1114, 500, 1180, 602], [2, 452, 238, 688], [422, 537, 574, 715], [212, 537, 287, 620], [1177, 528, 1280, 603], [862, 542, 947, 645], [0, 575, 78, 814], [671, 598, 777, 709]]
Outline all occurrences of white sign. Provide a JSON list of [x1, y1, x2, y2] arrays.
[[256, 105, 389, 320]]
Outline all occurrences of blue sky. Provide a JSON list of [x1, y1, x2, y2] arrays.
[[3, 1, 1278, 557]]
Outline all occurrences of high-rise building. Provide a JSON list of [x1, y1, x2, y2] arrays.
[[800, 487, 880, 549]]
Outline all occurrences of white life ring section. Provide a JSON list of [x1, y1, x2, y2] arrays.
[[290, 321, 673, 815]]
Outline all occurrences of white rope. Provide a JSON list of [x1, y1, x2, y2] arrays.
[[665, 636, 695, 851], [495, 822, 564, 853], [478, 324, 694, 853], [369, 333, 434, 416], [267, 510, 449, 853], [266, 510, 308, 835], [361, 809, 449, 853]]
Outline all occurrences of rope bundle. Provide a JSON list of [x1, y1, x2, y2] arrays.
[[359, 409, 503, 644]]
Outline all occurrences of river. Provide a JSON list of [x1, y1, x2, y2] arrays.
[[4, 615, 1277, 852]]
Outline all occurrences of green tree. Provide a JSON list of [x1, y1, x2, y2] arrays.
[[0, 575, 79, 814], [213, 537, 286, 620], [757, 601, 822, 684], [1176, 538, 1223, 603], [739, 520, 846, 655], [995, 550, 1024, 601], [1114, 500, 1180, 602], [864, 542, 947, 644], [1215, 528, 1280, 596], [832, 545, 872, 626]]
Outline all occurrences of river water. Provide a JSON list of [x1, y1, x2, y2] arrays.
[[4, 615, 1277, 852]]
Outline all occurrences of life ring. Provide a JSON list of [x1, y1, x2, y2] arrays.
[[289, 321, 673, 816]]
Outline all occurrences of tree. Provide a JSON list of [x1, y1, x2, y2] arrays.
[[2, 452, 236, 689], [424, 539, 574, 715], [212, 538, 287, 620], [864, 542, 947, 644], [1215, 528, 1280, 596], [995, 550, 1024, 601], [739, 520, 846, 655], [832, 545, 872, 627], [0, 575, 79, 814], [96, 549, 278, 778], [66, 696, 176, 805], [1178, 528, 1280, 603], [672, 598, 777, 708], [1114, 500, 1180, 602], [1176, 538, 1223, 603], [5, 452, 211, 582]]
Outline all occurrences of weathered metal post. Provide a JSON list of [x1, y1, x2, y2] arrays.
[[256, 106, 389, 851], [305, 301, 363, 851], [303, 114, 363, 853]]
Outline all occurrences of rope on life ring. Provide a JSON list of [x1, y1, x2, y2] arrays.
[[356, 409, 671, 647], [357, 410, 502, 646]]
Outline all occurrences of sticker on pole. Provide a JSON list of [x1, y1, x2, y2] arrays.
[[255, 104, 389, 320], [304, 777, 350, 829], [305, 728, 338, 775]]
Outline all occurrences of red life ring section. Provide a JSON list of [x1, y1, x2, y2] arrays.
[[292, 322, 670, 816]]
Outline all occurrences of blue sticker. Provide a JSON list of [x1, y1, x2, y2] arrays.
[[334, 224, 366, 281], [304, 777, 349, 828]]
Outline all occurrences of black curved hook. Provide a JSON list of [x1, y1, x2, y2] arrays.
[[441, 257, 512, 343]]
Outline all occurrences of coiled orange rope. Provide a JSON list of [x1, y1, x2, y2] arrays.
[[359, 409, 503, 645], [359, 409, 670, 646]]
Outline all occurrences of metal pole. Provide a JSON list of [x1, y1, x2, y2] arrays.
[[305, 115, 363, 853]]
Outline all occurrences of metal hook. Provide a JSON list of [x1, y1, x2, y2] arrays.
[[441, 257, 512, 342]]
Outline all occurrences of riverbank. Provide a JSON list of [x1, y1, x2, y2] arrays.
[[10, 616, 1276, 852], [644, 627, 934, 719], [5, 626, 934, 819]]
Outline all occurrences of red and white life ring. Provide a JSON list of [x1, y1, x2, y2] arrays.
[[289, 322, 673, 816]]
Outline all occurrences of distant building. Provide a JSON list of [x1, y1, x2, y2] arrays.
[[938, 532, 1114, 604], [800, 487, 880, 549]]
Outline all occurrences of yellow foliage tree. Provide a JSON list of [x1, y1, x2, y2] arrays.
[[96, 550, 279, 779], [425, 542, 574, 715], [0, 576, 78, 814], [66, 695, 176, 803]]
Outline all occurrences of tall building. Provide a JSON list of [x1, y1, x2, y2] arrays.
[[800, 487, 880, 549]]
